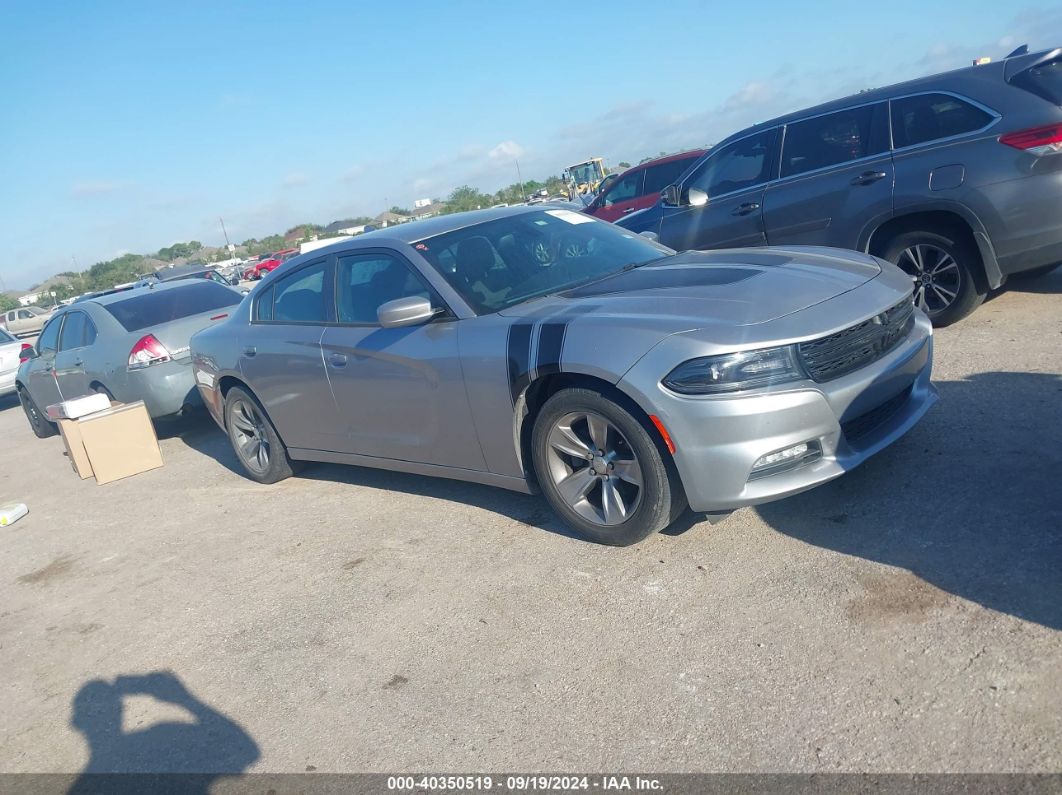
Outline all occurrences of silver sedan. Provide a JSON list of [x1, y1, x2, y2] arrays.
[[192, 206, 936, 545]]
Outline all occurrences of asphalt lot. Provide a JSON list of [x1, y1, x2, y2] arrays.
[[0, 272, 1059, 775]]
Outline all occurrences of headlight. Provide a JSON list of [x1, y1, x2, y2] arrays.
[[662, 346, 804, 395]]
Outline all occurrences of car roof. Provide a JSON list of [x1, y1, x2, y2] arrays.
[[154, 265, 217, 280], [716, 47, 1057, 146], [79, 278, 211, 307], [362, 203, 580, 243]]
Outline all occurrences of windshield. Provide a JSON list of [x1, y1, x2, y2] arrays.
[[413, 209, 672, 314], [569, 163, 599, 184]]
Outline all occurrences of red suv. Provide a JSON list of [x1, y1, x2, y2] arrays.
[[584, 149, 707, 223], [244, 248, 298, 280]]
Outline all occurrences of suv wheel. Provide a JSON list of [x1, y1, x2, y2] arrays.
[[883, 230, 986, 326], [18, 387, 57, 439], [224, 387, 299, 484], [531, 388, 686, 546]]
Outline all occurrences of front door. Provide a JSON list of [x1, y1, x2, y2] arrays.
[[320, 250, 484, 470], [26, 315, 64, 409], [657, 128, 778, 251], [764, 102, 893, 248]]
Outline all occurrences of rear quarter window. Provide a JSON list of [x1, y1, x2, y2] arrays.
[[103, 282, 241, 332], [891, 93, 994, 148]]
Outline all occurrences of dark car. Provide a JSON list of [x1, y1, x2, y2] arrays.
[[16, 280, 242, 438], [140, 264, 236, 287], [584, 150, 707, 223], [619, 46, 1062, 325]]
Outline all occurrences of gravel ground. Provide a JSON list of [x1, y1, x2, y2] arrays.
[[0, 272, 1059, 775]]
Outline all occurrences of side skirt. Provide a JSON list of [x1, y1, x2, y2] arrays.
[[286, 447, 535, 495]]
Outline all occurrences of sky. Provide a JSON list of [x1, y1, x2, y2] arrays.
[[2, 0, 1061, 289]]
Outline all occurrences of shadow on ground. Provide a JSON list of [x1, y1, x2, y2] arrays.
[[999, 265, 1061, 296], [66, 671, 258, 794], [174, 414, 582, 539], [757, 371, 1062, 629]]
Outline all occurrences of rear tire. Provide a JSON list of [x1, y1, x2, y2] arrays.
[[531, 388, 686, 546], [18, 387, 57, 439], [883, 230, 986, 326], [224, 386, 299, 484]]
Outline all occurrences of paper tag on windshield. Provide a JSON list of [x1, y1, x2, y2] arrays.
[[546, 209, 594, 224]]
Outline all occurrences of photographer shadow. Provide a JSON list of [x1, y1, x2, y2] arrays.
[[67, 671, 258, 795]]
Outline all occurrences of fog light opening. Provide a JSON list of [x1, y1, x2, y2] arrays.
[[749, 440, 822, 480]]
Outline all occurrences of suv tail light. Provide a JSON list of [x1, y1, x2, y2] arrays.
[[128, 334, 171, 370], [999, 123, 1062, 156], [18, 343, 33, 363]]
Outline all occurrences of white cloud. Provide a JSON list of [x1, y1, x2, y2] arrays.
[[488, 140, 525, 162], [281, 172, 308, 188]]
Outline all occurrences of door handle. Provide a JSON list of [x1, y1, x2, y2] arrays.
[[73, 358, 83, 367], [730, 202, 760, 216], [851, 170, 887, 185], [242, 346, 256, 358], [328, 353, 348, 368]]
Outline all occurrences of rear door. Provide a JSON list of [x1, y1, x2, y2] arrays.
[[53, 309, 97, 398], [593, 169, 645, 222], [763, 102, 893, 248], [319, 249, 484, 469], [657, 128, 778, 251], [239, 258, 344, 452]]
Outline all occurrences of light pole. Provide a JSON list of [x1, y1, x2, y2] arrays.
[[514, 158, 524, 202]]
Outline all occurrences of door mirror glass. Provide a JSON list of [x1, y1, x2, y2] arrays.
[[688, 188, 709, 207], [377, 296, 436, 328], [662, 184, 681, 207]]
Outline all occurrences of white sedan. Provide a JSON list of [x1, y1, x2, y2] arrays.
[[0, 327, 28, 396]]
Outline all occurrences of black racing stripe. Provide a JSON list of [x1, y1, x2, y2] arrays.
[[535, 321, 567, 378], [506, 322, 534, 405]]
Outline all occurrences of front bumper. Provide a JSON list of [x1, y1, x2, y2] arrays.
[[619, 313, 937, 513]]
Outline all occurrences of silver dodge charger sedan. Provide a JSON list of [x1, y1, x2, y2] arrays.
[[191, 205, 937, 545]]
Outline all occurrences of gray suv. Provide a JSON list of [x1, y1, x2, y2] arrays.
[[619, 46, 1062, 325]]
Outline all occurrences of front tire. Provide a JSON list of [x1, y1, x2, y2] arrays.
[[224, 387, 298, 484], [531, 388, 686, 546], [883, 230, 986, 326], [18, 387, 57, 439]]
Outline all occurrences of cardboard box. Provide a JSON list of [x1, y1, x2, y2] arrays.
[[57, 417, 94, 479], [58, 401, 164, 485]]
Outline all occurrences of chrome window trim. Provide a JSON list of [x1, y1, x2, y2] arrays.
[[676, 90, 1001, 205]]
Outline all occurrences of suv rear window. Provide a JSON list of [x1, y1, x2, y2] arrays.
[[103, 282, 241, 332], [891, 93, 994, 148], [1011, 56, 1062, 105]]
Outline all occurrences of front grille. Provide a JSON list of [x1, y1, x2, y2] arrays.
[[798, 297, 915, 382], [841, 385, 913, 443]]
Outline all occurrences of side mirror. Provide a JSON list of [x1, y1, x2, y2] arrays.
[[377, 296, 437, 328], [688, 187, 709, 208], [662, 184, 683, 207], [639, 231, 660, 243]]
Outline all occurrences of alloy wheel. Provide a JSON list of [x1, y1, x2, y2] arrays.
[[897, 244, 962, 317], [230, 399, 271, 473], [544, 411, 643, 526]]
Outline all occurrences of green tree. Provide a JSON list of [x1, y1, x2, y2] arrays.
[[617, 161, 631, 169], [0, 293, 19, 312], [441, 185, 491, 214], [389, 206, 411, 216]]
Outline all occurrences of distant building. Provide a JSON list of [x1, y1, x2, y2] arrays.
[[409, 202, 445, 221], [373, 211, 411, 227], [413, 198, 432, 209]]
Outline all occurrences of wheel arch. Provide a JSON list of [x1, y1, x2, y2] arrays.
[[865, 206, 1003, 291], [514, 371, 673, 486]]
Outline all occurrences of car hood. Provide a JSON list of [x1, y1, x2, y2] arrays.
[[498, 246, 882, 330]]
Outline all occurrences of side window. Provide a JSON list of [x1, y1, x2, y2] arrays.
[[18, 309, 32, 320], [602, 171, 644, 205], [271, 260, 327, 323], [255, 285, 275, 321], [781, 104, 886, 178], [687, 130, 775, 197], [336, 253, 433, 325], [643, 157, 698, 195], [59, 312, 90, 351], [891, 93, 994, 149], [37, 317, 62, 354]]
